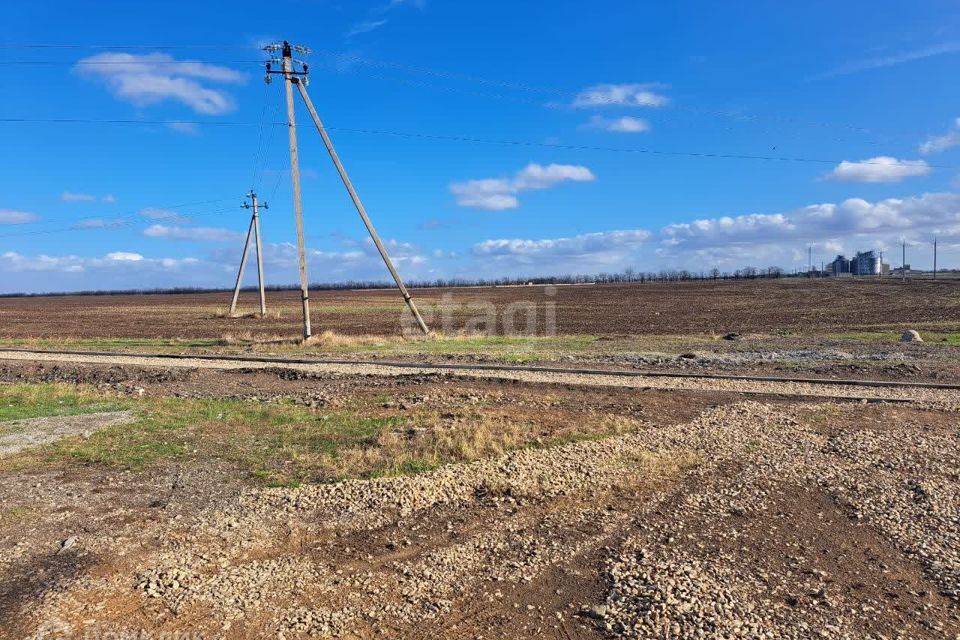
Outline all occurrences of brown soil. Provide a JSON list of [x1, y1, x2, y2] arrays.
[[1, 278, 958, 338]]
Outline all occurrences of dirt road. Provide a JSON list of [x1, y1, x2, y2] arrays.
[[2, 348, 959, 406]]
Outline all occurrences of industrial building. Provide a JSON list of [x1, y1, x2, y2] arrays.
[[828, 251, 890, 276]]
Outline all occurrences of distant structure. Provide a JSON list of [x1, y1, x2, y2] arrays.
[[827, 255, 852, 276], [827, 250, 889, 276], [852, 250, 881, 275]]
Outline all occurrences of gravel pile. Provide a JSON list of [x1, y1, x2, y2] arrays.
[[815, 427, 960, 599], [18, 395, 960, 638], [611, 348, 893, 368], [600, 402, 960, 638], [606, 547, 770, 638]]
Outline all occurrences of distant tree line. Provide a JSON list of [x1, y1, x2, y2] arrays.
[[0, 264, 826, 298]]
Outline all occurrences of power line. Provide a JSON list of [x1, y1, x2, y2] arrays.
[[248, 81, 271, 190], [307, 50, 932, 139], [0, 199, 236, 239], [301, 60, 895, 148], [1, 116, 954, 169], [0, 55, 906, 145], [0, 59, 264, 66], [0, 43, 257, 50], [0, 117, 262, 126], [0, 45, 935, 139]]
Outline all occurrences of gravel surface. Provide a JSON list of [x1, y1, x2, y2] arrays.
[[602, 403, 960, 639], [14, 400, 960, 638], [0, 411, 133, 457], [3, 349, 959, 406]]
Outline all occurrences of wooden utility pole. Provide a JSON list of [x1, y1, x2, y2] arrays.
[[264, 40, 430, 335], [229, 191, 268, 316], [934, 237, 938, 280], [902, 240, 907, 283], [264, 42, 312, 338]]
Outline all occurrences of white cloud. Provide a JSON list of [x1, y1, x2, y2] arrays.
[[1, 232, 433, 294], [74, 53, 246, 115], [166, 121, 200, 135], [471, 230, 652, 274], [0, 209, 38, 224], [919, 117, 960, 154], [106, 252, 144, 261], [72, 218, 126, 229], [512, 164, 595, 190], [7, 190, 960, 292], [825, 156, 931, 183], [60, 192, 96, 202], [657, 192, 960, 263], [140, 207, 191, 224], [214, 237, 431, 283], [475, 230, 651, 257], [144, 224, 242, 242], [572, 83, 669, 108], [450, 180, 518, 210], [809, 42, 960, 81], [346, 19, 389, 38], [450, 163, 596, 210], [1, 250, 197, 277], [61, 192, 117, 203], [583, 115, 650, 133], [662, 213, 796, 246], [346, 0, 425, 39]]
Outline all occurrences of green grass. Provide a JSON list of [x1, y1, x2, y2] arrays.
[[0, 385, 412, 483], [0, 381, 645, 486], [343, 334, 599, 361], [0, 383, 126, 422], [0, 337, 222, 353]]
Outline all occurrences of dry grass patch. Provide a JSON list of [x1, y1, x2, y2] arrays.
[[0, 382, 647, 487], [219, 331, 299, 346], [212, 307, 284, 320]]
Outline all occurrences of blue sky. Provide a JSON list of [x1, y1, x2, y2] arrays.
[[2, 0, 960, 293]]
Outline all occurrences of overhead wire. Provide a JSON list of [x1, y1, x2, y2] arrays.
[[1, 117, 955, 169], [0, 199, 237, 239], [248, 81, 271, 191], [0, 43, 936, 140]]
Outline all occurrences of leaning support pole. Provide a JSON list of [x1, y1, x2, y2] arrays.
[[229, 214, 256, 316], [294, 79, 430, 335], [283, 56, 312, 339]]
